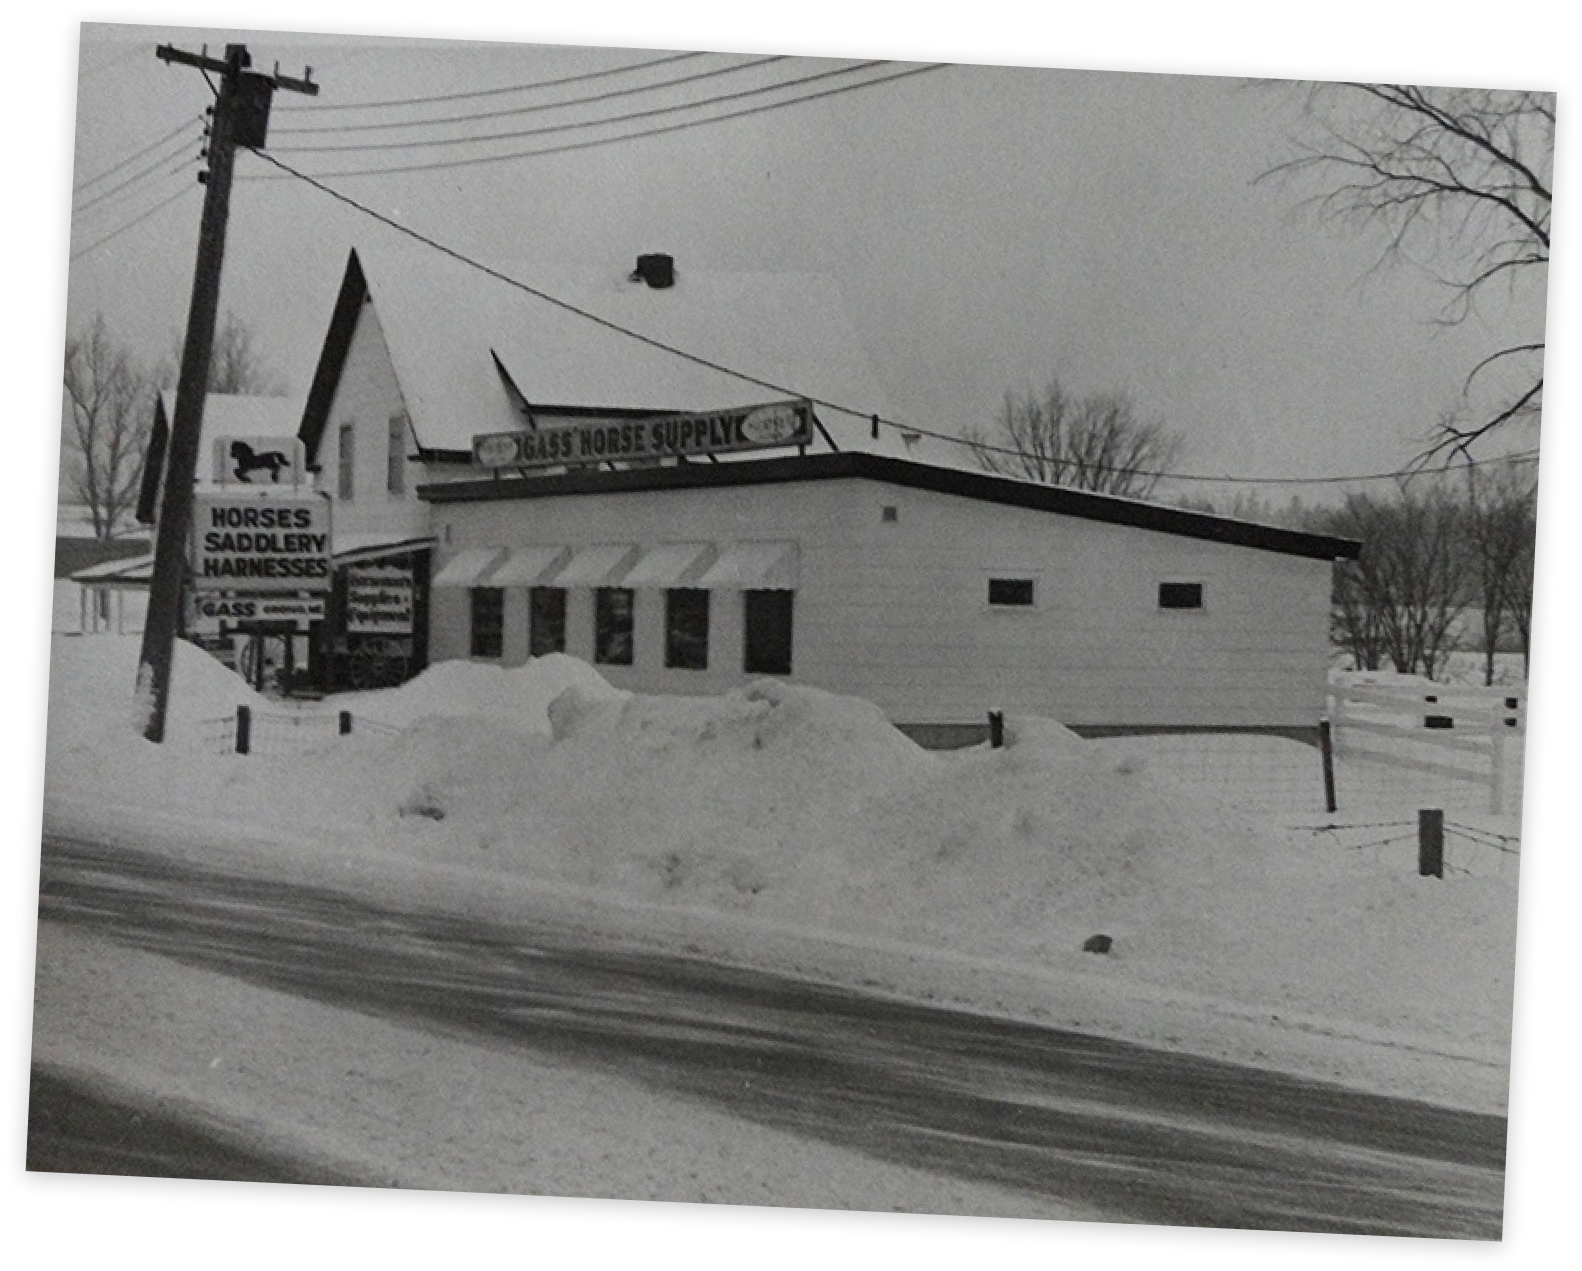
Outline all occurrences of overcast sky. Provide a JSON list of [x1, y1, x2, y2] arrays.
[[59, 15, 1550, 503]]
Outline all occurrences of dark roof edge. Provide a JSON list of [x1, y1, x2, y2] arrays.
[[418, 451, 1361, 561], [298, 249, 369, 466]]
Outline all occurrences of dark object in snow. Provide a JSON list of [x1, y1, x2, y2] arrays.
[[632, 253, 675, 288], [1083, 934, 1113, 954]]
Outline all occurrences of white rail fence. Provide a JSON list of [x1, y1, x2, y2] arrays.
[[1326, 680, 1524, 816]]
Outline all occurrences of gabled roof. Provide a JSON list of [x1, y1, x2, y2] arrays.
[[300, 241, 924, 465], [136, 391, 308, 524], [419, 451, 1362, 563]]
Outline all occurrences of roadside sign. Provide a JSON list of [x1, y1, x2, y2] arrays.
[[212, 435, 307, 486], [186, 592, 326, 634], [190, 491, 331, 592], [346, 561, 416, 635]]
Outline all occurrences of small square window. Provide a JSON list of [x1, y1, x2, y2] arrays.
[[881, 505, 898, 523], [665, 589, 710, 670], [1158, 582, 1204, 610], [988, 578, 1035, 607], [595, 587, 634, 666]]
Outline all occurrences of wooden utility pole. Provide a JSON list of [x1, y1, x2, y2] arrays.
[[135, 43, 317, 741]]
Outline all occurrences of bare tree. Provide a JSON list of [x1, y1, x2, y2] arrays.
[[964, 378, 1184, 498], [1313, 479, 1472, 678], [62, 313, 156, 540], [1263, 83, 1552, 459], [1463, 457, 1538, 683], [160, 310, 288, 396]]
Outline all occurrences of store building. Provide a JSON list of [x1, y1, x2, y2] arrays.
[[422, 452, 1359, 743], [250, 240, 1359, 733]]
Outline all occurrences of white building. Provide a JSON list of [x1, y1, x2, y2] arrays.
[[286, 241, 1357, 737]]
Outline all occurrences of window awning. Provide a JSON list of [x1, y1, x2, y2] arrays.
[[432, 547, 508, 587], [622, 542, 717, 588], [697, 541, 800, 589], [488, 545, 570, 587], [332, 532, 435, 565], [553, 543, 639, 587], [70, 552, 155, 587]]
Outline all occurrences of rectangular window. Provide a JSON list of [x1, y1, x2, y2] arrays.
[[469, 587, 504, 659], [337, 423, 355, 500], [744, 590, 793, 675], [665, 589, 710, 670], [1158, 581, 1205, 610], [387, 414, 407, 495], [594, 587, 634, 666], [988, 578, 1035, 607], [529, 587, 567, 657]]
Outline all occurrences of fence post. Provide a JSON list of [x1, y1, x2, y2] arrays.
[[234, 704, 251, 756], [1489, 722, 1506, 816], [339, 710, 352, 736], [988, 710, 1005, 749], [1418, 808, 1444, 878], [1319, 717, 1337, 814]]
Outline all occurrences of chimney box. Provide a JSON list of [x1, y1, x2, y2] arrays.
[[633, 253, 675, 289]]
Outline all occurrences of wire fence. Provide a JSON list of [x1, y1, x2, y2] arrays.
[[1289, 816, 1521, 881], [195, 704, 403, 758]]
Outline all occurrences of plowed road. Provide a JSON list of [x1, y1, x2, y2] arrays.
[[31, 834, 1505, 1236]]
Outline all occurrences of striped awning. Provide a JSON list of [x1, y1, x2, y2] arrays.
[[432, 547, 508, 587], [488, 545, 570, 587], [622, 542, 717, 588], [696, 541, 800, 589], [553, 543, 639, 587]]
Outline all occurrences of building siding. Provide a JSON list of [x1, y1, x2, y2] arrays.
[[429, 475, 1335, 730]]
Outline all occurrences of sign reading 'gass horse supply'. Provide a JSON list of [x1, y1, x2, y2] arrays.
[[190, 492, 332, 591], [472, 399, 814, 471]]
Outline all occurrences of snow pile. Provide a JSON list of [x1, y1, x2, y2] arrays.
[[38, 634, 1519, 1107], [355, 652, 625, 732]]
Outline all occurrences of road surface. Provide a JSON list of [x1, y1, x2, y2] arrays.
[[31, 833, 1506, 1236]]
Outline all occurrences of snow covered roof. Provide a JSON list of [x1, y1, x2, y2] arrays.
[[301, 243, 924, 465], [422, 451, 1363, 563], [136, 392, 308, 523]]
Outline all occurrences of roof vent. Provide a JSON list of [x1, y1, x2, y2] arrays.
[[631, 253, 675, 289]]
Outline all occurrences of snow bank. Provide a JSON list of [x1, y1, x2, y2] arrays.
[[38, 635, 1519, 1109]]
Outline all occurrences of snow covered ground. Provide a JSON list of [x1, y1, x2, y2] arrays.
[[22, 588, 1545, 1269]]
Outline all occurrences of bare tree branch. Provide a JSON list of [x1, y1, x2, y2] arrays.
[[964, 378, 1184, 498], [1259, 82, 1552, 457], [62, 313, 156, 540]]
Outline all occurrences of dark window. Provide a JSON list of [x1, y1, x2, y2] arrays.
[[387, 414, 407, 495], [469, 587, 504, 658], [529, 587, 566, 656], [595, 587, 634, 666], [744, 590, 793, 675], [337, 423, 355, 500], [665, 589, 710, 670], [988, 578, 1035, 607], [1159, 582, 1204, 610]]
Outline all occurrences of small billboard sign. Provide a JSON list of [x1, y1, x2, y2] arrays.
[[190, 492, 331, 592], [346, 561, 416, 635], [212, 435, 307, 486], [472, 399, 814, 471], [186, 592, 326, 634]]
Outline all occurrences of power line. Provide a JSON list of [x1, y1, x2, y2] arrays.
[[73, 125, 203, 215], [250, 62, 943, 179], [74, 115, 202, 193], [270, 59, 901, 157], [244, 151, 1543, 490], [71, 173, 197, 261], [272, 54, 786, 135], [278, 49, 708, 113]]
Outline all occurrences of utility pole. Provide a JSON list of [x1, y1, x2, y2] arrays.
[[135, 43, 317, 742]]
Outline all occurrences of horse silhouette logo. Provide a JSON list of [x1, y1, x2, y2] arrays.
[[230, 440, 292, 483]]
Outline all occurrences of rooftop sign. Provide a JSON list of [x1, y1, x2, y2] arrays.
[[472, 400, 813, 471]]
